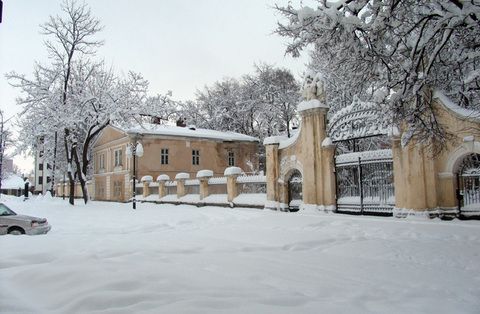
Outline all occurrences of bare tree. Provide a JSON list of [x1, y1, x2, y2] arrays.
[[8, 0, 174, 204]]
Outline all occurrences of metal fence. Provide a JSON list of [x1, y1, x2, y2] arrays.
[[165, 181, 177, 195], [185, 179, 200, 195], [237, 175, 267, 194], [208, 177, 228, 195], [335, 149, 395, 215]]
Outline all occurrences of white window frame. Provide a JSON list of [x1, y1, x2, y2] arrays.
[[192, 149, 200, 166], [161, 148, 169, 165], [114, 149, 123, 167], [99, 153, 105, 170], [228, 151, 235, 166]]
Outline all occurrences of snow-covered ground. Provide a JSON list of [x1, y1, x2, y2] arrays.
[[1, 195, 480, 314]]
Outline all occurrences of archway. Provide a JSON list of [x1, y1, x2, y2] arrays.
[[457, 153, 480, 214], [287, 169, 303, 212]]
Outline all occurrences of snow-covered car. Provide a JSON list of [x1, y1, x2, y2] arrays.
[[0, 203, 51, 235]]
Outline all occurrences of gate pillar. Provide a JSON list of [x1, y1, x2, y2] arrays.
[[265, 143, 279, 210], [299, 105, 336, 209], [392, 138, 438, 212]]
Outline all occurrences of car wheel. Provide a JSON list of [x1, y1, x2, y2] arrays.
[[8, 227, 25, 235]]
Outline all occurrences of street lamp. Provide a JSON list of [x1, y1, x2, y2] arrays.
[[126, 141, 144, 209], [62, 172, 66, 200]]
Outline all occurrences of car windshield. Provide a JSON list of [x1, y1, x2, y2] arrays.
[[0, 204, 16, 216]]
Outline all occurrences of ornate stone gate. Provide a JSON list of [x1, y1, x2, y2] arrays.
[[264, 72, 480, 217]]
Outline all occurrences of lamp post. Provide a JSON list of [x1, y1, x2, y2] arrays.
[[126, 140, 144, 209], [62, 172, 66, 200]]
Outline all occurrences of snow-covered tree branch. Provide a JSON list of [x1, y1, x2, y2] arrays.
[[7, 0, 174, 204], [275, 0, 480, 149]]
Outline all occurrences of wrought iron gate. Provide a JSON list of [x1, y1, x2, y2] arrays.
[[288, 170, 303, 212], [335, 149, 395, 215], [457, 154, 480, 215]]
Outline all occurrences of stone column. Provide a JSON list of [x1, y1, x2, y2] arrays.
[[175, 173, 189, 198], [225, 167, 242, 203], [197, 170, 213, 200], [141, 175, 153, 198], [298, 105, 329, 207], [321, 140, 336, 210], [392, 139, 438, 214], [264, 142, 279, 209], [156, 175, 170, 199]]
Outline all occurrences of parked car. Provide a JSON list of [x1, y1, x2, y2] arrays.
[[0, 203, 51, 235]]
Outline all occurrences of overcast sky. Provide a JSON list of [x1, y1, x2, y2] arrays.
[[0, 0, 308, 172]]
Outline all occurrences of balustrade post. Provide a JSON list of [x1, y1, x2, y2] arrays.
[[197, 170, 213, 200], [156, 175, 169, 199], [175, 173, 189, 198], [225, 167, 242, 204], [141, 175, 153, 198]]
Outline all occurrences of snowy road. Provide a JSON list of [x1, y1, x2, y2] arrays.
[[1, 196, 480, 313]]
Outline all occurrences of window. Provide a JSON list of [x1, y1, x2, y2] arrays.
[[38, 176, 43, 185], [99, 153, 105, 170], [192, 150, 200, 165], [228, 151, 235, 166], [113, 181, 122, 197], [46, 177, 51, 183], [114, 149, 123, 167], [38, 163, 43, 171], [161, 148, 169, 165]]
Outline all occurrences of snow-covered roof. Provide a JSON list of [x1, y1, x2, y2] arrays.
[[126, 124, 258, 142], [1, 174, 25, 189], [263, 135, 286, 145]]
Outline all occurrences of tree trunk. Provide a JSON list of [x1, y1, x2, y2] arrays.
[[51, 131, 58, 196], [73, 147, 88, 204], [68, 174, 75, 205], [64, 130, 75, 205]]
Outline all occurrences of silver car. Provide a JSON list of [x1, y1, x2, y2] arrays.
[[0, 203, 51, 235]]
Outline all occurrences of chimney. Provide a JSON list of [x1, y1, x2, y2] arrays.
[[176, 118, 187, 127]]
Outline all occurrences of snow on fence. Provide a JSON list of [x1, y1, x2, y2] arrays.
[[165, 180, 177, 196], [335, 149, 392, 165], [208, 177, 227, 184], [237, 175, 267, 194], [185, 179, 200, 195], [208, 176, 228, 195], [135, 170, 266, 208]]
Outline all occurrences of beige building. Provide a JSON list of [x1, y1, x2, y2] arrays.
[[92, 124, 259, 202]]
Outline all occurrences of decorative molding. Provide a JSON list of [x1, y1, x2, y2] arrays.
[[444, 141, 480, 173], [279, 155, 303, 182], [437, 172, 454, 179]]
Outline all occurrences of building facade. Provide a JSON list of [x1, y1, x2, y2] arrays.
[[34, 137, 52, 194], [92, 124, 259, 202]]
